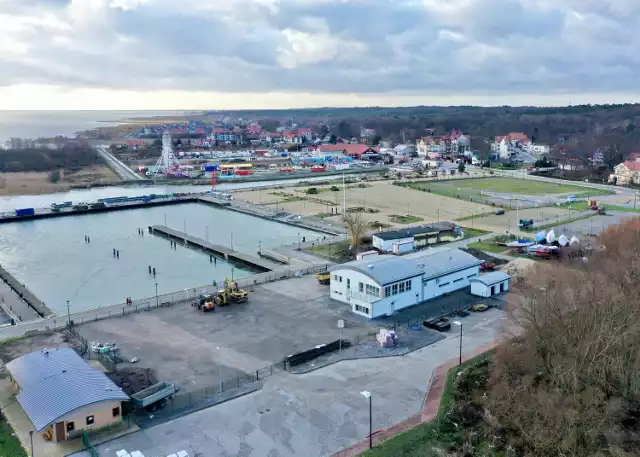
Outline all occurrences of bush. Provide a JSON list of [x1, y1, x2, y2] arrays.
[[306, 187, 319, 194], [48, 170, 61, 183], [330, 185, 340, 191]]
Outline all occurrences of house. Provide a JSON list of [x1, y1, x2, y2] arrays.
[[328, 249, 482, 318], [212, 128, 237, 143], [372, 223, 464, 253], [470, 271, 511, 297], [609, 161, 640, 185], [417, 130, 470, 158], [6, 348, 128, 442], [317, 144, 378, 158]]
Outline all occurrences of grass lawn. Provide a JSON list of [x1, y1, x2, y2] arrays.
[[400, 178, 610, 200], [389, 214, 424, 224], [305, 240, 352, 262], [0, 420, 27, 457], [557, 200, 640, 213], [360, 352, 494, 457], [460, 227, 490, 239], [467, 241, 509, 253]]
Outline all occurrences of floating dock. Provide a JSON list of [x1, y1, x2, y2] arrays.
[[149, 225, 282, 271]]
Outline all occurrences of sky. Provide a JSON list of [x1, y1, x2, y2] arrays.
[[1, 0, 640, 110]]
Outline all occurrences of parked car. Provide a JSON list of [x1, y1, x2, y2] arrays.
[[495, 209, 505, 215], [471, 303, 489, 312], [423, 317, 451, 332]]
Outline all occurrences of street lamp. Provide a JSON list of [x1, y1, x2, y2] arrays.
[[297, 232, 301, 251], [360, 391, 373, 449], [155, 282, 159, 307], [66, 300, 71, 327], [29, 430, 33, 457], [453, 321, 462, 365]]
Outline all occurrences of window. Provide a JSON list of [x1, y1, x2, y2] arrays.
[[453, 278, 464, 283], [334, 274, 338, 281], [392, 283, 398, 295], [405, 280, 412, 291], [355, 304, 370, 315], [399, 282, 405, 293], [384, 286, 390, 296], [346, 278, 350, 289], [86, 415, 95, 426], [439, 282, 450, 288], [66, 422, 75, 432], [339, 276, 343, 283], [359, 282, 364, 293], [467, 274, 477, 279], [112, 407, 121, 418]]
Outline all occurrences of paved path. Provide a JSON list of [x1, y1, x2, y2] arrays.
[[73, 308, 505, 457]]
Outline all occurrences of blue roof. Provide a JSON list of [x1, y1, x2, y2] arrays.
[[6, 348, 128, 431], [330, 255, 424, 285], [331, 249, 482, 286], [469, 271, 511, 286]]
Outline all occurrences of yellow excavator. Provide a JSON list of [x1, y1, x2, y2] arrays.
[[195, 279, 248, 310]]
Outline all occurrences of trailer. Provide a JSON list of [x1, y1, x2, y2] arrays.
[[131, 381, 178, 411]]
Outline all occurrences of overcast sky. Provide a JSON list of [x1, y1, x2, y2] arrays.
[[1, 0, 639, 110]]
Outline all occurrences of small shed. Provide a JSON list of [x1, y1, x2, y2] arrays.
[[470, 271, 511, 297]]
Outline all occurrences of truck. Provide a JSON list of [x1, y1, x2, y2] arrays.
[[131, 381, 178, 411], [15, 208, 35, 217]]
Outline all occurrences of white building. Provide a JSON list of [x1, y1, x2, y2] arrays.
[[469, 271, 511, 297], [329, 249, 482, 318]]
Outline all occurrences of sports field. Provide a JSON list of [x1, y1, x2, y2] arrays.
[[402, 177, 600, 197]]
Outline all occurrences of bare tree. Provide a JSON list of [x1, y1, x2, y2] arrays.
[[343, 211, 367, 250]]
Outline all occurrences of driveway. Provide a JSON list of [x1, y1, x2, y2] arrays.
[[71, 307, 505, 457]]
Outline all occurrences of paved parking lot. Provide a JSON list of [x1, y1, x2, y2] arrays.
[[78, 276, 377, 392], [71, 307, 506, 457]]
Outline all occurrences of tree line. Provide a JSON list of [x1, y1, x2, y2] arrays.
[[0, 142, 98, 173]]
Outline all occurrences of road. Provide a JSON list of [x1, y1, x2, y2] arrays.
[[96, 145, 143, 181]]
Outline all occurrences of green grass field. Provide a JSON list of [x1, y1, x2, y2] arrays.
[[467, 241, 509, 253]]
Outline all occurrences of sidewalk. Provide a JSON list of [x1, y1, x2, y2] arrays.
[[331, 341, 499, 457]]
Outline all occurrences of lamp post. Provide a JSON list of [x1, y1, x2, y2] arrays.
[[297, 232, 301, 251], [29, 430, 33, 457], [453, 321, 462, 365], [361, 391, 373, 449], [66, 300, 71, 327], [155, 282, 159, 307]]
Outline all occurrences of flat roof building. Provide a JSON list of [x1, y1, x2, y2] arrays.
[[329, 248, 482, 318], [6, 348, 128, 442], [470, 271, 511, 297], [372, 223, 464, 254]]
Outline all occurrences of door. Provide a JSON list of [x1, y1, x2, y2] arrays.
[[491, 286, 496, 296], [55, 421, 65, 442], [500, 282, 505, 292]]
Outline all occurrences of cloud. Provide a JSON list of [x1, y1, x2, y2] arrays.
[[1, 0, 640, 107]]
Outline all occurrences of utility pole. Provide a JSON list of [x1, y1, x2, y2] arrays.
[[66, 300, 71, 327], [342, 173, 346, 215]]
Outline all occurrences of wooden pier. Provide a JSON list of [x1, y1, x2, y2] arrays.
[[149, 225, 283, 271]]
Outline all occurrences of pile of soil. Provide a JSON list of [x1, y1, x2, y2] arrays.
[[108, 367, 158, 395]]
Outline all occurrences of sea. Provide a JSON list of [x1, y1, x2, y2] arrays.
[[0, 110, 187, 144]]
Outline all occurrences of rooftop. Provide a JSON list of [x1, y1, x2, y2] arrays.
[[469, 271, 511, 286], [6, 348, 129, 431], [331, 248, 481, 286], [373, 222, 458, 241]]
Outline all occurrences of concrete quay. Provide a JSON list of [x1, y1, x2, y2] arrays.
[[0, 264, 53, 318], [149, 224, 282, 271]]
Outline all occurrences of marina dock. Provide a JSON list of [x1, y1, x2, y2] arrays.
[[0, 264, 53, 318], [149, 225, 282, 271]]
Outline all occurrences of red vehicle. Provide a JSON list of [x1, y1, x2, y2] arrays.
[[311, 165, 326, 172], [280, 167, 295, 173]]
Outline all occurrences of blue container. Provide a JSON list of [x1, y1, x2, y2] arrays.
[[16, 208, 35, 217]]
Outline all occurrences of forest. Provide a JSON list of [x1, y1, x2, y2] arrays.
[[0, 142, 98, 173]]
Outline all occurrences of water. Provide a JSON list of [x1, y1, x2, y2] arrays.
[[0, 110, 185, 144], [0, 175, 346, 212], [0, 203, 321, 314]]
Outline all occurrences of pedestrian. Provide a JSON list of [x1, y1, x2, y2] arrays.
[[113, 248, 116, 257], [302, 236, 306, 243], [87, 236, 90, 243]]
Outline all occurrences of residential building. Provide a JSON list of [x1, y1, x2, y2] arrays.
[[328, 249, 482, 318], [609, 160, 640, 185], [417, 130, 470, 159], [212, 128, 237, 142], [470, 271, 511, 297], [6, 348, 128, 442], [317, 144, 378, 158], [372, 223, 464, 253]]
